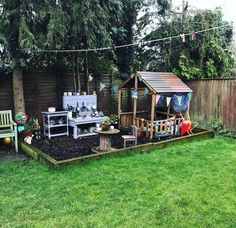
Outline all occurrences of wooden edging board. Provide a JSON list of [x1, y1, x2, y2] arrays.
[[20, 128, 214, 168]]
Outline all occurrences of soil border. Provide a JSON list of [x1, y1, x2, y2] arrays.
[[20, 128, 214, 168]]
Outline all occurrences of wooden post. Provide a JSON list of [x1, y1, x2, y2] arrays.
[[76, 52, 81, 92], [85, 51, 89, 94], [146, 121, 149, 138], [133, 74, 138, 125], [150, 94, 155, 139], [186, 99, 191, 120], [72, 52, 77, 92], [167, 103, 171, 119], [118, 89, 122, 127]]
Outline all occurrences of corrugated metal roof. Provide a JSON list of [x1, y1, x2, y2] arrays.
[[136, 71, 192, 93]]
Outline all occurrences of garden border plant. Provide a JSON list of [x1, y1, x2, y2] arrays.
[[198, 119, 236, 138]]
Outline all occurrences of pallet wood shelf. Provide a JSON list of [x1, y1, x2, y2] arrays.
[[42, 111, 69, 139]]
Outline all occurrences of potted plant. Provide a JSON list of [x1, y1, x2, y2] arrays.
[[102, 118, 111, 131]]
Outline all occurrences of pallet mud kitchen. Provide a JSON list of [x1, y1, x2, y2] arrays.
[[63, 94, 108, 139]]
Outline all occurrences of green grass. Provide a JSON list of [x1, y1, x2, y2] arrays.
[[0, 136, 236, 227]]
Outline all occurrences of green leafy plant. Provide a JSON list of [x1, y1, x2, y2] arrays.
[[102, 118, 111, 131], [25, 118, 40, 131], [198, 119, 236, 138], [23, 118, 41, 140], [174, 52, 204, 79], [103, 118, 111, 125], [137, 8, 234, 79], [110, 114, 119, 124]]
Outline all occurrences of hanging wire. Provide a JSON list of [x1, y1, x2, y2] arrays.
[[17, 25, 231, 53]]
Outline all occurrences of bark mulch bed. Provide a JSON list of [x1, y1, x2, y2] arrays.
[[31, 133, 170, 161]]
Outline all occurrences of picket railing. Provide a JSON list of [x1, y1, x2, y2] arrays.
[[134, 116, 183, 137], [120, 111, 183, 138]]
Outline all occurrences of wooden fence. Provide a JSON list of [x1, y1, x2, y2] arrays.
[[186, 79, 236, 130], [0, 72, 117, 122], [0, 73, 235, 130]]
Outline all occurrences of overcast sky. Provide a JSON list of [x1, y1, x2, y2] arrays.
[[172, 0, 236, 32]]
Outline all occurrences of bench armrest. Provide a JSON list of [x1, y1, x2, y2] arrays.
[[11, 120, 17, 126]]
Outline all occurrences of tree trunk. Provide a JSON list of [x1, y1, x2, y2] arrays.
[[12, 57, 25, 113], [85, 51, 89, 94], [76, 52, 81, 92], [72, 52, 77, 92]]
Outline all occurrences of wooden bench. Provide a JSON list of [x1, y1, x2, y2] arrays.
[[0, 110, 18, 152]]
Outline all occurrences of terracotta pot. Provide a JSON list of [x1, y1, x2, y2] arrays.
[[20, 130, 33, 140], [102, 123, 111, 131]]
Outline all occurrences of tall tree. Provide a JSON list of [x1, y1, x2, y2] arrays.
[[110, 0, 170, 78], [137, 8, 234, 79], [35, 0, 124, 92], [0, 0, 56, 113]]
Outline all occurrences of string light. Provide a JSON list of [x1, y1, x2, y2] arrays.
[[19, 25, 231, 53], [180, 33, 186, 43]]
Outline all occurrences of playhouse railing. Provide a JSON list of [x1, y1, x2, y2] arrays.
[[153, 117, 183, 135], [120, 111, 183, 138], [120, 110, 149, 128], [134, 116, 184, 137]]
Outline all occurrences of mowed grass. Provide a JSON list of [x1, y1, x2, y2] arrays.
[[0, 136, 236, 227]]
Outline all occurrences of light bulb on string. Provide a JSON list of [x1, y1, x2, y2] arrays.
[[192, 31, 196, 40], [180, 33, 186, 42]]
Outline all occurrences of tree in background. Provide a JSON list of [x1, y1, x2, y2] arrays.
[[0, 0, 124, 112], [110, 0, 170, 78], [27, 0, 125, 92], [0, 0, 52, 113], [1, 0, 234, 116], [137, 8, 234, 79]]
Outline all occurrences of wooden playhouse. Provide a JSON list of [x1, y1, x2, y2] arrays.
[[118, 71, 193, 139]]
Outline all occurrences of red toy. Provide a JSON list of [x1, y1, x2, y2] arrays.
[[181, 120, 192, 136]]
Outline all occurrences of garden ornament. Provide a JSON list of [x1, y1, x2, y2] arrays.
[[18, 125, 25, 132], [24, 135, 34, 145], [15, 112, 28, 125]]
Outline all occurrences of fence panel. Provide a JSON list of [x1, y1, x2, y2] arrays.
[[1, 73, 235, 130], [187, 79, 236, 130]]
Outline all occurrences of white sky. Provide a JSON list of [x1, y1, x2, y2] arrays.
[[172, 0, 236, 31]]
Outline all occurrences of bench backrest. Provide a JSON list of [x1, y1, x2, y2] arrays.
[[0, 110, 12, 128]]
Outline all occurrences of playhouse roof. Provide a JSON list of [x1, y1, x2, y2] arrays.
[[119, 71, 192, 94]]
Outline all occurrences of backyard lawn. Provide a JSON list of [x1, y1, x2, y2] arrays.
[[0, 136, 235, 227]]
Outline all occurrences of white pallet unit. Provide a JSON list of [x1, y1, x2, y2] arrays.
[[42, 111, 69, 139], [63, 95, 108, 139]]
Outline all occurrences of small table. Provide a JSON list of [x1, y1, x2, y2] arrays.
[[93, 129, 120, 152]]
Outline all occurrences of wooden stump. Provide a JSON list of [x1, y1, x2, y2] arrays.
[[99, 135, 111, 151]]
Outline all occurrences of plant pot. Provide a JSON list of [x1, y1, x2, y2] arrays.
[[102, 123, 111, 131], [111, 122, 119, 129], [20, 130, 34, 140]]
